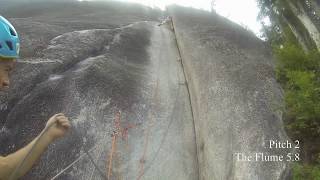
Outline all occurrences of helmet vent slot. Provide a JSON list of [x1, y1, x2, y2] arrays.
[[9, 28, 17, 36], [6, 41, 13, 50]]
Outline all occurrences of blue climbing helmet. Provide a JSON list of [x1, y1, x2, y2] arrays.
[[0, 16, 19, 59]]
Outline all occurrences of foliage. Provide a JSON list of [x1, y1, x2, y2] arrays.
[[271, 13, 320, 179], [274, 40, 320, 139], [257, 0, 320, 154], [292, 163, 320, 180], [257, 0, 320, 177]]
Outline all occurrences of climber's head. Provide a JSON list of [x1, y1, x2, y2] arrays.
[[0, 16, 19, 90]]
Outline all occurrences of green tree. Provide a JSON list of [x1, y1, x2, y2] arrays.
[[257, 0, 320, 51]]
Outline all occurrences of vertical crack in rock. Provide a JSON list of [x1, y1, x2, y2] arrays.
[[170, 18, 201, 180]]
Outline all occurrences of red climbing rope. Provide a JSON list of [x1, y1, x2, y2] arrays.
[[107, 110, 137, 179]]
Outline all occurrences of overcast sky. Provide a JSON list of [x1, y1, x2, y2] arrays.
[[114, 0, 266, 37], [78, 0, 267, 37]]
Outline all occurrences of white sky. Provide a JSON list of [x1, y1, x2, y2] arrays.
[[80, 0, 267, 37], [121, 0, 264, 36]]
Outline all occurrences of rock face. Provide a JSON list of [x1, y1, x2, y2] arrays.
[[0, 1, 292, 180], [168, 6, 292, 180]]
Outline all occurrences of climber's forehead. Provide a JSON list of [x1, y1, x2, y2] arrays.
[[0, 58, 16, 69]]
